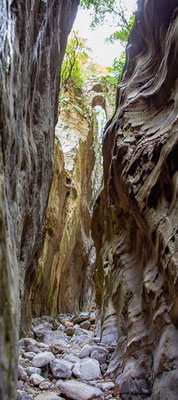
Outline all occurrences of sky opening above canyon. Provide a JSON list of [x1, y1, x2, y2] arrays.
[[73, 0, 137, 67]]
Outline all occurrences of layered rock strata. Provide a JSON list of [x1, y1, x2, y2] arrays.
[[93, 1, 178, 399], [0, 1, 79, 398], [30, 84, 103, 318]]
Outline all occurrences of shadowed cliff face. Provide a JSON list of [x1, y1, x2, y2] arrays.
[[0, 1, 79, 398], [29, 86, 97, 317], [92, 1, 178, 399], [29, 80, 111, 319]]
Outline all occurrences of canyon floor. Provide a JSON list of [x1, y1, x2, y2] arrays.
[[17, 312, 121, 400]]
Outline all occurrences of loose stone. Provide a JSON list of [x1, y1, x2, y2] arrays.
[[80, 320, 91, 330], [26, 367, 42, 376], [65, 326, 75, 336], [33, 322, 53, 340], [19, 358, 28, 368], [91, 347, 109, 364], [24, 352, 37, 360], [79, 344, 92, 358], [63, 353, 80, 363], [50, 339, 70, 354], [29, 373, 45, 386], [17, 391, 35, 400], [32, 351, 55, 367], [98, 381, 115, 391], [18, 365, 28, 381], [43, 331, 67, 345], [35, 394, 64, 400], [73, 357, 102, 380], [17, 312, 120, 399], [50, 358, 73, 378], [72, 312, 90, 324], [56, 379, 104, 400], [39, 380, 52, 390]]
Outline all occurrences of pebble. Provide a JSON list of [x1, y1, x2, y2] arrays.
[[29, 373, 45, 386], [98, 382, 115, 391], [35, 393, 63, 400], [17, 312, 119, 400], [17, 380, 24, 390], [39, 380, 52, 390], [24, 352, 37, 360], [17, 391, 34, 400], [65, 326, 75, 336], [80, 320, 91, 330], [18, 365, 28, 381], [49, 339, 70, 354], [19, 358, 28, 367], [26, 367, 42, 376]]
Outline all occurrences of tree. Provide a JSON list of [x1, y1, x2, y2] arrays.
[[80, 0, 136, 87], [105, 52, 126, 87], [80, 0, 135, 43], [61, 30, 90, 91]]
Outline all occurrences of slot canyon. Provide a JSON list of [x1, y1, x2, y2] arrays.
[[0, 1, 177, 400]]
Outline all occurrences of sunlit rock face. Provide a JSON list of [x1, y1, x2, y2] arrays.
[[92, 1, 178, 399], [30, 84, 103, 317], [0, 1, 79, 398]]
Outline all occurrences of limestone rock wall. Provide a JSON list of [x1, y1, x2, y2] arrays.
[[0, 1, 79, 398], [92, 1, 178, 399], [30, 86, 98, 318]]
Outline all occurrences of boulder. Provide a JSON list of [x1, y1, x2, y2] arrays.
[[50, 359, 73, 379], [73, 357, 102, 380], [32, 352, 55, 368], [80, 321, 91, 330], [43, 331, 68, 345], [56, 379, 104, 400], [73, 313, 90, 324]]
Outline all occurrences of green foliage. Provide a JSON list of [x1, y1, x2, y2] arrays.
[[61, 30, 90, 91], [81, 0, 135, 86], [106, 14, 135, 45], [80, 0, 135, 38], [105, 52, 126, 87]]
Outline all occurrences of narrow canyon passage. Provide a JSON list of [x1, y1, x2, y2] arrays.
[[0, 1, 178, 400]]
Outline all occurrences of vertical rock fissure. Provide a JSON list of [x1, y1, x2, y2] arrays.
[[29, 78, 113, 320]]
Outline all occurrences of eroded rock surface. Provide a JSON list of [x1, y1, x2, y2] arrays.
[[29, 80, 109, 317], [0, 1, 79, 398], [92, 1, 178, 399]]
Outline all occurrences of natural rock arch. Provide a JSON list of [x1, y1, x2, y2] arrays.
[[91, 95, 107, 118]]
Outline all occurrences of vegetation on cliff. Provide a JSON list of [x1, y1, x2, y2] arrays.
[[80, 0, 135, 86]]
